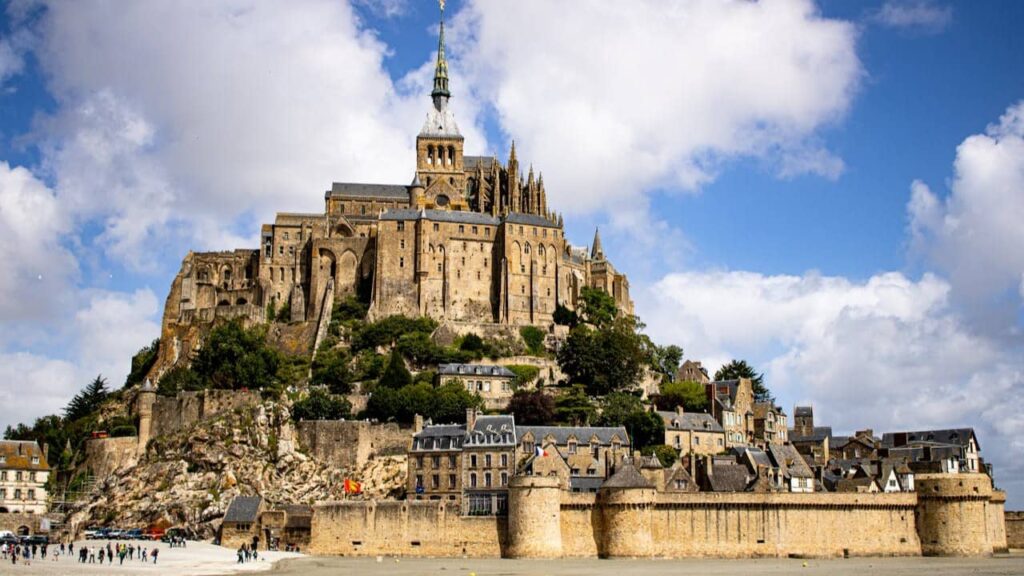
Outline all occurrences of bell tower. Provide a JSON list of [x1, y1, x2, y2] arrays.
[[415, 0, 467, 210]]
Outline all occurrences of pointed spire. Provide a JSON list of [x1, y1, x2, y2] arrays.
[[431, 0, 451, 106], [591, 227, 604, 259], [509, 140, 517, 161]]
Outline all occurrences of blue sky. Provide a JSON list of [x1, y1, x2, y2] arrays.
[[0, 1, 1022, 505]]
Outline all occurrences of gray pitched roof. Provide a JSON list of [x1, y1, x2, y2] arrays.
[[880, 428, 977, 450], [380, 208, 500, 226], [794, 406, 813, 417], [439, 363, 515, 378], [657, 410, 724, 433], [224, 496, 262, 523], [790, 426, 834, 443], [569, 476, 605, 492], [329, 182, 410, 200], [517, 425, 628, 446], [465, 415, 516, 448], [412, 424, 466, 452], [505, 212, 557, 228], [768, 444, 814, 479], [708, 464, 752, 492], [735, 446, 772, 469], [601, 463, 653, 489], [464, 156, 498, 170]]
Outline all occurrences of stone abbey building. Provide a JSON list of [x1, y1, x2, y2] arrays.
[[156, 12, 631, 357]]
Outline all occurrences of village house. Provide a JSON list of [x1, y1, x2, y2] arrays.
[[752, 402, 788, 447], [0, 440, 50, 515], [656, 407, 726, 456], [462, 412, 515, 515], [881, 428, 982, 474], [675, 360, 710, 384], [409, 422, 465, 501], [220, 495, 264, 549], [706, 379, 754, 447], [438, 363, 516, 410], [516, 424, 629, 492]]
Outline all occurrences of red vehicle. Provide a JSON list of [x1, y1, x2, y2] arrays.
[[144, 527, 165, 541]]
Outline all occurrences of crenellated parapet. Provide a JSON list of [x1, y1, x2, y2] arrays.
[[915, 473, 998, 556]]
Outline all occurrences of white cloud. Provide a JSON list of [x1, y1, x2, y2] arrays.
[[874, 1, 953, 33], [908, 101, 1024, 333], [73, 289, 161, 385], [0, 352, 78, 430], [454, 0, 861, 214], [0, 161, 77, 330], [0, 37, 24, 88], [353, 0, 409, 19], [26, 0, 487, 263]]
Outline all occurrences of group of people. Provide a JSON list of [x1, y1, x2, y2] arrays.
[[3, 542, 48, 565], [74, 541, 159, 565], [236, 541, 259, 563]]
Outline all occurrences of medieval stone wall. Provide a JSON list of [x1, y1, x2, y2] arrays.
[[1007, 511, 1024, 549], [916, 473, 998, 557], [0, 512, 47, 535], [296, 421, 409, 470], [82, 437, 139, 479], [150, 390, 261, 439]]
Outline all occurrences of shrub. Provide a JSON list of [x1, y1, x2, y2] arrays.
[[654, 380, 708, 412], [292, 388, 351, 422], [506, 389, 556, 425], [157, 366, 204, 396], [110, 425, 137, 438], [519, 325, 546, 356], [311, 348, 352, 395], [378, 349, 412, 389], [642, 444, 678, 467], [191, 320, 281, 391], [506, 365, 540, 389]]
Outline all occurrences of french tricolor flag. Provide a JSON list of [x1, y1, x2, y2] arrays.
[[534, 445, 548, 457]]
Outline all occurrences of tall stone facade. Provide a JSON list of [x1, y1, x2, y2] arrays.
[[150, 9, 631, 381]]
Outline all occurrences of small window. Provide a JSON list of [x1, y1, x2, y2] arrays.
[[400, 257, 405, 268], [485, 228, 491, 237], [470, 473, 478, 488], [501, 454, 508, 467], [485, 454, 492, 467], [417, 456, 424, 469], [472, 226, 478, 234], [449, 455, 456, 467], [432, 474, 440, 489], [449, 474, 457, 488], [400, 239, 406, 250], [433, 223, 439, 232], [484, 473, 492, 487], [501, 472, 508, 486], [470, 454, 478, 468], [397, 221, 405, 231], [361, 205, 366, 215], [432, 455, 440, 467], [279, 246, 284, 255], [459, 225, 465, 233]]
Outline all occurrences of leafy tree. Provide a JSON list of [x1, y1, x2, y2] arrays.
[[506, 365, 540, 389], [351, 315, 438, 352], [125, 339, 160, 388], [552, 303, 578, 327], [641, 444, 678, 467], [311, 348, 352, 395], [431, 382, 482, 424], [266, 300, 277, 323], [557, 315, 647, 396], [622, 410, 664, 451], [458, 333, 485, 354], [654, 380, 708, 412], [595, 392, 645, 427], [352, 350, 386, 382], [333, 296, 369, 323], [378, 348, 412, 389], [191, 321, 282, 391], [507, 389, 556, 425], [413, 369, 437, 386], [554, 385, 596, 426], [65, 375, 109, 422], [576, 287, 618, 329], [292, 388, 352, 421], [157, 366, 205, 396], [110, 424, 137, 438], [364, 386, 403, 422], [519, 325, 546, 356], [364, 382, 480, 424], [652, 344, 683, 382], [714, 359, 771, 403]]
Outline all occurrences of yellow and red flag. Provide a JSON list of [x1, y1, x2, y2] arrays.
[[344, 478, 362, 494]]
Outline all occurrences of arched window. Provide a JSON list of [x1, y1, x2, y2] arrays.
[[427, 145, 435, 165], [447, 146, 455, 165]]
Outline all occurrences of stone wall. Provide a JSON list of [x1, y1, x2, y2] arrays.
[[916, 473, 997, 557], [0, 512, 46, 535], [1007, 511, 1024, 550], [82, 437, 139, 479], [296, 421, 409, 469], [151, 389, 261, 439]]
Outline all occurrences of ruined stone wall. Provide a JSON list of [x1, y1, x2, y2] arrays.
[[151, 390, 261, 439], [82, 437, 139, 479], [296, 421, 409, 469], [309, 500, 505, 557], [1007, 511, 1024, 549]]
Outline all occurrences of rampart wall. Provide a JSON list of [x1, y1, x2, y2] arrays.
[[0, 512, 47, 535], [82, 436, 139, 479], [296, 420, 409, 469], [1006, 511, 1024, 550], [151, 389, 261, 438]]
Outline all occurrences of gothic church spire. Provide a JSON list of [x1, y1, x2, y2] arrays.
[[431, 0, 451, 109]]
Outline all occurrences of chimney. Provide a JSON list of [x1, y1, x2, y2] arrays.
[[466, 408, 477, 430], [42, 443, 48, 460], [676, 405, 684, 417], [413, 414, 424, 434]]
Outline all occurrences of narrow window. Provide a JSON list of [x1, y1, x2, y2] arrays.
[[397, 221, 405, 231], [433, 223, 439, 232], [400, 257, 405, 268], [459, 225, 465, 233]]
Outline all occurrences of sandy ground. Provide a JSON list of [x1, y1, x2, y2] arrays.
[[261, 552, 1024, 576], [0, 540, 301, 576]]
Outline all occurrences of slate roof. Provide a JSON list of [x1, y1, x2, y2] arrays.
[[279, 504, 312, 529], [0, 440, 49, 471], [836, 477, 878, 493], [569, 476, 605, 492], [464, 156, 499, 170], [789, 426, 834, 443], [465, 415, 516, 448], [439, 363, 515, 378], [880, 428, 977, 450], [224, 496, 263, 523], [517, 425, 628, 446], [794, 406, 813, 417], [380, 208, 500, 226], [601, 463, 653, 489], [707, 464, 752, 492], [657, 411, 724, 433], [329, 182, 410, 200], [411, 424, 466, 452], [505, 212, 558, 228], [734, 446, 772, 469], [768, 444, 814, 479]]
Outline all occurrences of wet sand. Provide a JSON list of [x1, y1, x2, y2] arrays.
[[260, 552, 1024, 576]]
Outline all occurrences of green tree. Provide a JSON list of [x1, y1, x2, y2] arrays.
[[714, 359, 771, 403], [622, 410, 664, 451], [65, 375, 109, 422], [641, 444, 678, 467], [519, 326, 546, 356], [552, 303, 578, 327], [156, 366, 205, 396], [506, 389, 556, 425], [311, 348, 352, 395], [655, 380, 708, 412], [431, 382, 483, 424], [458, 333, 485, 354], [595, 392, 645, 427], [576, 287, 618, 329], [125, 339, 160, 388], [191, 321, 281, 391], [555, 385, 596, 426], [292, 388, 352, 421], [557, 315, 647, 396], [653, 344, 683, 382], [506, 365, 540, 389], [352, 350, 386, 382], [378, 348, 412, 389]]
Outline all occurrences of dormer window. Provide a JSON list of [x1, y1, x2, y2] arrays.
[[31, 456, 39, 465], [568, 440, 577, 454]]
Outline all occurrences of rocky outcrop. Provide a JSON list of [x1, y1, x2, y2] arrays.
[[64, 400, 406, 539]]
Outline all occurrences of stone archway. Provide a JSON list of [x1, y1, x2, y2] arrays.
[[16, 526, 29, 536], [337, 250, 359, 296]]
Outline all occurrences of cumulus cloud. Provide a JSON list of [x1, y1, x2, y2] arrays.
[[0, 36, 25, 89], [874, 1, 953, 33], [908, 101, 1024, 333], [26, 0, 487, 263], [454, 0, 861, 215]]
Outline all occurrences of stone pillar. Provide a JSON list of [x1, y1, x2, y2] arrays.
[[916, 473, 994, 556], [136, 379, 157, 455], [505, 475, 562, 558]]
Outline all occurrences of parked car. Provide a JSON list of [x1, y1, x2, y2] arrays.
[[109, 529, 126, 540], [21, 535, 48, 545], [0, 531, 17, 545], [125, 529, 144, 540], [87, 528, 111, 540]]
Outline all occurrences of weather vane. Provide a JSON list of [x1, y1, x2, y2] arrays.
[[439, 0, 445, 13]]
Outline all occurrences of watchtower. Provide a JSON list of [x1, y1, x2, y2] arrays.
[[505, 474, 562, 558]]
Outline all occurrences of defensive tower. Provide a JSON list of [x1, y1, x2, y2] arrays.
[[506, 474, 563, 558], [599, 462, 656, 558], [915, 473, 996, 556]]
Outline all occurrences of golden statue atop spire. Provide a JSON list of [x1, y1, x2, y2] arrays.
[[439, 0, 446, 12]]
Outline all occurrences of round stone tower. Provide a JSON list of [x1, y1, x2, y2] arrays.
[[505, 474, 562, 558], [915, 473, 995, 556], [136, 378, 157, 455], [599, 462, 656, 558]]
